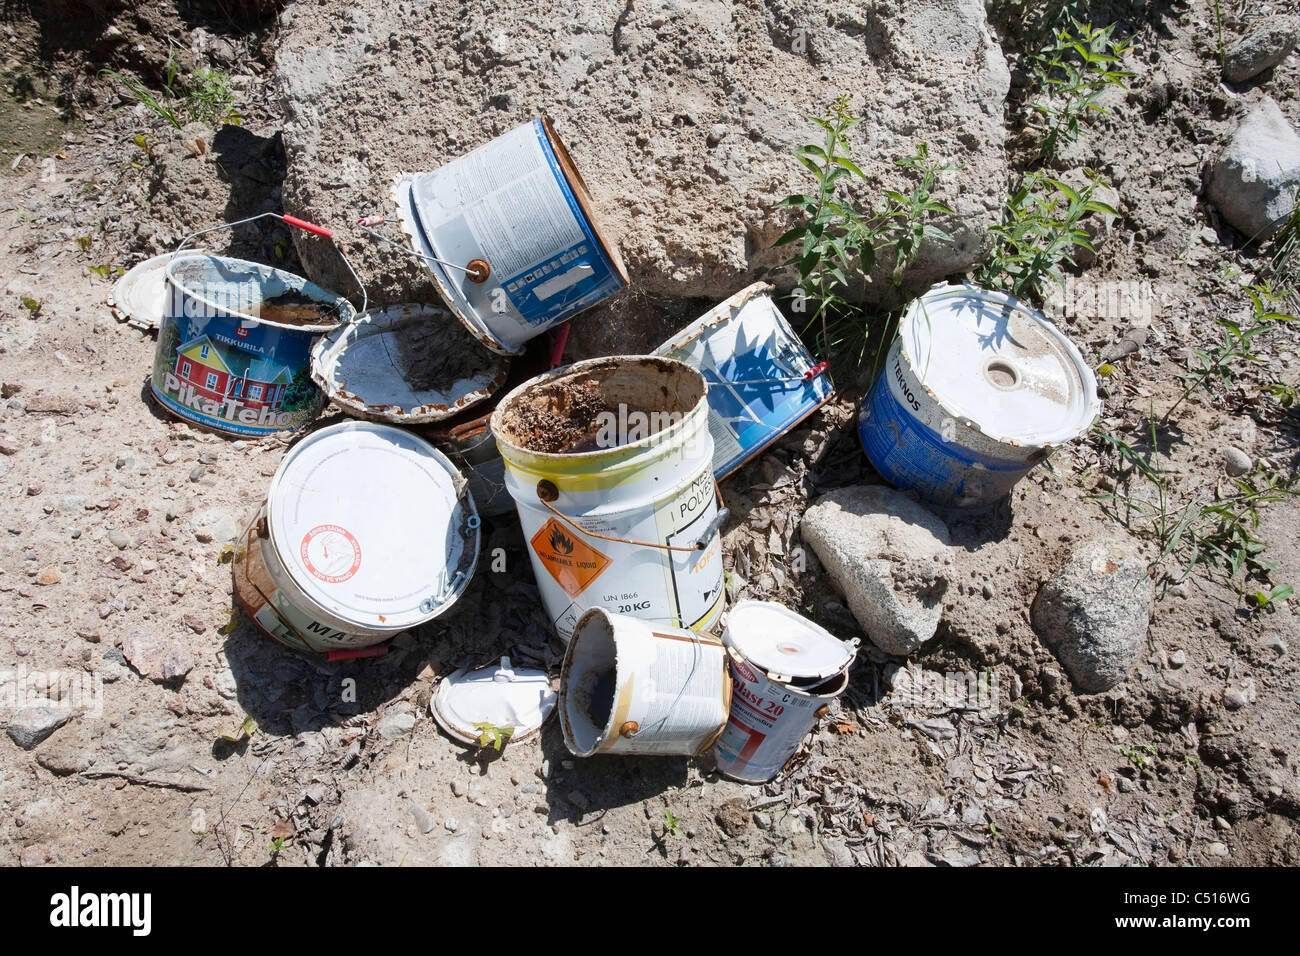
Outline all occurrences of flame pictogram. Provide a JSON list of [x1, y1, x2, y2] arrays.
[[549, 525, 575, 555]]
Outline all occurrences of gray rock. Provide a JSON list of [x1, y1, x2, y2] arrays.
[[410, 804, 436, 834], [801, 485, 952, 656], [1223, 447, 1252, 476], [189, 507, 238, 545], [1207, 97, 1300, 241], [1031, 538, 1153, 693], [274, 0, 1010, 348], [6, 703, 72, 750], [189, 465, 206, 483], [59, 495, 84, 513], [1224, 687, 1249, 710], [108, 529, 129, 550], [378, 711, 416, 738], [1222, 18, 1299, 84], [123, 628, 192, 683]]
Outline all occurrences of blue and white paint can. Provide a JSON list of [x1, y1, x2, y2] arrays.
[[655, 283, 834, 480], [859, 284, 1100, 509], [394, 118, 628, 356]]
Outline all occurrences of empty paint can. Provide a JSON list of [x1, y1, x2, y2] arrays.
[[858, 284, 1100, 509], [655, 282, 834, 480], [394, 117, 629, 356], [490, 356, 726, 641], [151, 213, 366, 437], [712, 601, 858, 783], [559, 607, 731, 757], [232, 421, 480, 653], [311, 302, 508, 424]]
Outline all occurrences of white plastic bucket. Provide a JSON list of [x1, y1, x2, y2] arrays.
[[711, 601, 857, 783], [859, 284, 1100, 509], [655, 282, 834, 479], [490, 356, 726, 641], [395, 117, 629, 356], [245, 421, 480, 650], [559, 607, 731, 757]]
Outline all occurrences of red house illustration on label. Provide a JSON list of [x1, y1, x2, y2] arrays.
[[174, 336, 292, 411]]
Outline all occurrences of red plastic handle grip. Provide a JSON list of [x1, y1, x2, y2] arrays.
[[283, 214, 332, 239]]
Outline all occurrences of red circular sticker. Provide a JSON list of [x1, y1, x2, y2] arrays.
[[300, 524, 361, 583]]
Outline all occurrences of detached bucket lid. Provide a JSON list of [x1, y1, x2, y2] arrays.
[[265, 421, 479, 630], [901, 284, 1099, 447], [724, 601, 857, 681], [431, 656, 557, 745], [311, 303, 509, 423], [111, 252, 204, 330]]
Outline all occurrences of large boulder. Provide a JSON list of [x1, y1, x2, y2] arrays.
[[1207, 97, 1300, 242], [1031, 538, 1153, 694], [273, 0, 1010, 355], [801, 485, 952, 656], [1222, 17, 1298, 84]]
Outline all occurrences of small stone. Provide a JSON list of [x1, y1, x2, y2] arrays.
[[1118, 775, 1135, 793], [1223, 688, 1248, 710], [1168, 649, 1187, 669], [1223, 448, 1252, 477], [1222, 17, 1299, 83], [378, 711, 416, 738], [162, 451, 180, 464], [451, 780, 467, 797], [182, 613, 207, 634], [411, 805, 436, 834], [521, 784, 537, 794], [1205, 841, 1230, 858], [444, 817, 459, 832], [189, 465, 206, 482], [26, 484, 42, 496], [190, 507, 237, 545], [60, 495, 85, 513], [108, 529, 129, 550], [7, 703, 72, 750], [19, 843, 52, 867], [162, 647, 193, 681], [35, 567, 61, 586], [1207, 97, 1300, 241], [754, 811, 773, 830], [1265, 637, 1287, 657], [566, 789, 590, 811], [707, 123, 726, 147]]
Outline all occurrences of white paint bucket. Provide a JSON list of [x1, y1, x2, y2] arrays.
[[490, 356, 726, 641], [859, 284, 1100, 509], [711, 601, 858, 783], [655, 282, 834, 480], [310, 303, 508, 424], [559, 607, 731, 757], [241, 421, 481, 651], [394, 117, 629, 356]]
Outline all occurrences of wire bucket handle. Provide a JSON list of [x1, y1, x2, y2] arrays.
[[171, 212, 368, 319]]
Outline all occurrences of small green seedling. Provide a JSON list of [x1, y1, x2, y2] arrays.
[[20, 296, 41, 317], [75, 235, 92, 253], [664, 808, 682, 837], [268, 835, 286, 856], [1252, 584, 1294, 609], [473, 722, 515, 751]]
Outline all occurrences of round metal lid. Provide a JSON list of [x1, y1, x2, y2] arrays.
[[110, 252, 204, 330], [723, 601, 856, 680], [266, 422, 479, 630], [900, 284, 1099, 446], [431, 656, 556, 746], [311, 303, 509, 424]]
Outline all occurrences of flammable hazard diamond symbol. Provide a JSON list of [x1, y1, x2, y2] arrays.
[[529, 517, 612, 598]]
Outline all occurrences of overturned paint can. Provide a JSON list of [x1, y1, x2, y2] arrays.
[[311, 302, 508, 424], [232, 421, 480, 653], [431, 656, 557, 747], [655, 282, 834, 480], [560, 607, 731, 757], [394, 117, 629, 356], [711, 601, 858, 783], [858, 284, 1100, 509], [491, 356, 726, 641]]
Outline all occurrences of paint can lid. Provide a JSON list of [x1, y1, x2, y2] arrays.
[[311, 303, 508, 423], [431, 656, 557, 746], [900, 284, 1099, 446], [110, 252, 204, 330], [723, 601, 857, 681], [265, 421, 479, 630]]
